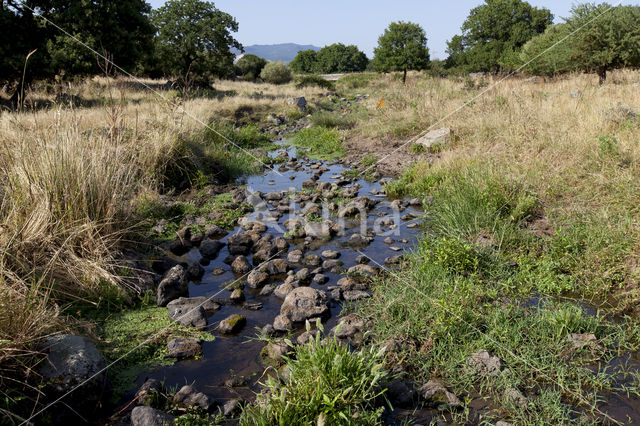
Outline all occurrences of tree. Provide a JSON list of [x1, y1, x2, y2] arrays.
[[447, 0, 553, 73], [235, 54, 267, 81], [567, 3, 640, 84], [373, 21, 429, 83], [315, 44, 368, 74], [45, 0, 155, 76], [289, 49, 318, 74], [151, 0, 242, 85], [520, 23, 577, 76]]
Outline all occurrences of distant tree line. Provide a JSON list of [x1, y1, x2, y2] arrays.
[[2, 0, 640, 101]]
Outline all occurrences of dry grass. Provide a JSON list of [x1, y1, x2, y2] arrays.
[[341, 69, 640, 307]]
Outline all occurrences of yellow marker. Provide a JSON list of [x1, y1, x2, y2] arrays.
[[376, 99, 385, 109]]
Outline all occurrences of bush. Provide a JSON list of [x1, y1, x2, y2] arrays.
[[295, 74, 335, 90], [259, 62, 292, 85]]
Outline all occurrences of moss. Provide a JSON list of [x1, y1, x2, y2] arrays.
[[97, 302, 214, 398]]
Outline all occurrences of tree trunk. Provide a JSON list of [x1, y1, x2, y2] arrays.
[[597, 66, 607, 85], [402, 68, 407, 84]]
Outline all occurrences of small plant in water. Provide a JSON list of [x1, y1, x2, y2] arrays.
[[240, 320, 389, 425]]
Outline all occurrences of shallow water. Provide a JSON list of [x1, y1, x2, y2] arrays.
[[126, 145, 424, 405]]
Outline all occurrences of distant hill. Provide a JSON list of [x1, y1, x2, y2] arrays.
[[233, 43, 321, 64]]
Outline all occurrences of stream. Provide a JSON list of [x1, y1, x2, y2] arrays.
[[127, 144, 424, 407]]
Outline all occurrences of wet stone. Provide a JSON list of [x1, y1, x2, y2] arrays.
[[231, 256, 252, 274], [186, 263, 204, 281], [247, 270, 269, 288], [173, 385, 215, 411], [211, 267, 225, 276], [131, 406, 175, 426], [199, 239, 225, 259], [218, 314, 246, 334], [259, 285, 275, 296], [355, 255, 370, 264], [312, 274, 328, 285], [230, 289, 244, 303], [166, 338, 202, 360]]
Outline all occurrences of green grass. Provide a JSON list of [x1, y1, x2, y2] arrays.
[[290, 127, 345, 159], [241, 321, 389, 425], [74, 293, 214, 398], [311, 112, 355, 130], [362, 163, 640, 423]]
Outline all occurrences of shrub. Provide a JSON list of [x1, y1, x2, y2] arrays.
[[295, 74, 335, 90], [260, 61, 292, 85]]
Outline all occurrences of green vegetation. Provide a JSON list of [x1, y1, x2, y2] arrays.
[[295, 74, 335, 90], [78, 295, 214, 397], [241, 321, 389, 425], [522, 3, 640, 83], [290, 44, 369, 74], [290, 127, 344, 159], [373, 21, 430, 83], [259, 61, 293, 85], [445, 0, 553, 73], [151, 0, 241, 85], [362, 164, 640, 422], [139, 191, 249, 241], [235, 54, 268, 81], [311, 112, 355, 129]]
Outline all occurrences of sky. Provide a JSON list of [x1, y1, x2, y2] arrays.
[[146, 1, 580, 59]]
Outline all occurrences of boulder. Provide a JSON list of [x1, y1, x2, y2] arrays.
[[131, 406, 175, 426], [218, 314, 246, 334], [247, 270, 270, 288], [173, 385, 215, 411], [287, 96, 307, 112], [467, 350, 505, 376], [287, 249, 304, 264], [321, 250, 341, 259], [199, 239, 225, 259], [261, 259, 289, 275], [156, 265, 188, 306], [231, 255, 252, 274], [39, 334, 108, 402], [279, 287, 329, 324], [227, 233, 254, 255], [304, 220, 335, 239], [347, 264, 379, 277], [167, 297, 220, 329], [415, 127, 452, 150], [166, 338, 202, 360], [419, 380, 461, 410]]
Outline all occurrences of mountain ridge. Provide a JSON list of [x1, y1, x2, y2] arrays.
[[233, 43, 321, 64]]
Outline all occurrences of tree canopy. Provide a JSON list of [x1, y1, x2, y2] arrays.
[[289, 44, 368, 74], [446, 0, 553, 72], [520, 3, 640, 83], [235, 54, 267, 81], [289, 49, 318, 74], [151, 0, 242, 84], [373, 21, 430, 83]]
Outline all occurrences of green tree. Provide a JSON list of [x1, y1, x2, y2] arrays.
[[235, 54, 267, 81], [289, 49, 318, 74], [315, 43, 368, 74], [151, 0, 242, 85], [45, 0, 154, 76], [520, 23, 576, 76], [567, 3, 640, 84], [373, 21, 429, 83], [447, 0, 553, 73]]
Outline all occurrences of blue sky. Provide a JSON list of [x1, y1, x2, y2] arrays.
[[147, 1, 583, 59]]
